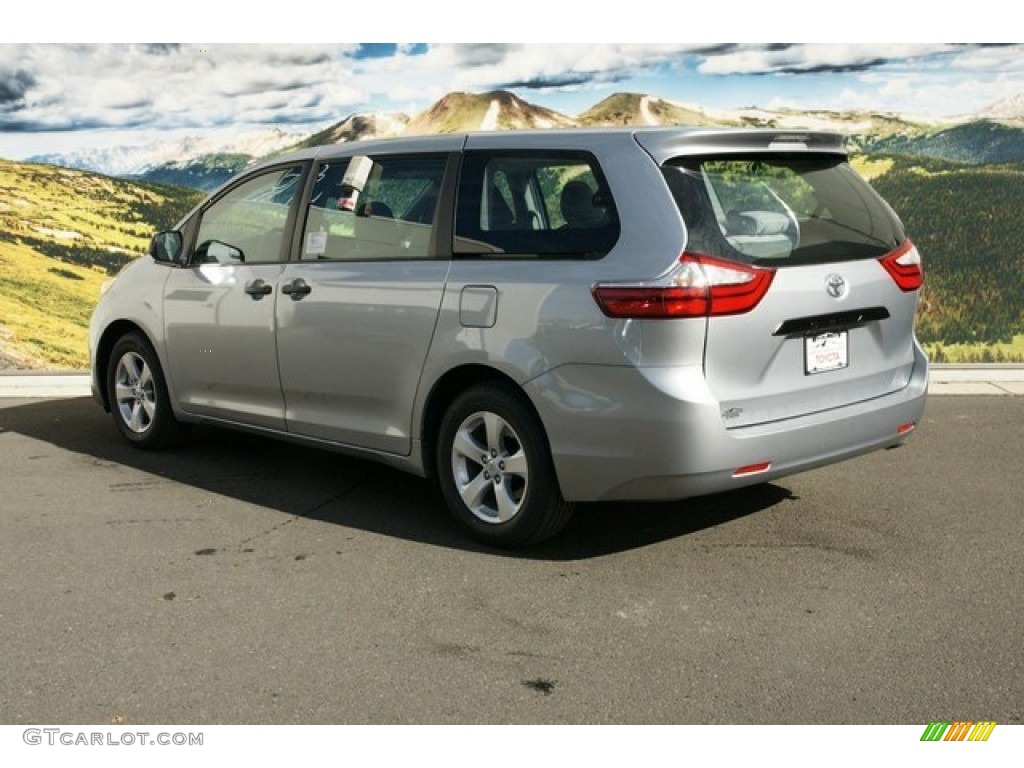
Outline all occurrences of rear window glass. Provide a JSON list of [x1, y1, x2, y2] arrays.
[[455, 150, 620, 258], [662, 154, 905, 266]]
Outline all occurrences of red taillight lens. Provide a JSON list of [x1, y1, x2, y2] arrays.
[[879, 240, 923, 292], [592, 253, 775, 319]]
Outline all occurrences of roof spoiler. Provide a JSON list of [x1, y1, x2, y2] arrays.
[[634, 128, 848, 165]]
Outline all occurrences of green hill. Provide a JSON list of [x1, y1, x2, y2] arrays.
[[0, 159, 202, 367], [867, 121, 1024, 165], [136, 152, 251, 191], [866, 155, 1024, 355]]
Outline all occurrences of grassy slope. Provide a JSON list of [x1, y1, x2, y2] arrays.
[[865, 156, 1024, 360], [0, 159, 202, 367]]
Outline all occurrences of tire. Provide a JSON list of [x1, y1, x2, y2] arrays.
[[106, 332, 179, 449], [437, 382, 574, 548]]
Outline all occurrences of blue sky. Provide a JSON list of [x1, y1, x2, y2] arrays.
[[1, 43, 1022, 159]]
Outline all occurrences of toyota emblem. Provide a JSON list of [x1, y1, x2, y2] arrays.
[[825, 274, 847, 298]]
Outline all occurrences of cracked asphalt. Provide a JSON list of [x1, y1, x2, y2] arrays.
[[0, 395, 1021, 724]]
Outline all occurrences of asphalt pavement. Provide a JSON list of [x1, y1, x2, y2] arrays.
[[0, 393, 1021, 724]]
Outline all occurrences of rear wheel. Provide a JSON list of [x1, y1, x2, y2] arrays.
[[106, 333, 178, 449], [437, 383, 574, 547]]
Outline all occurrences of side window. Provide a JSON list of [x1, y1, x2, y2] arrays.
[[454, 151, 620, 258], [301, 154, 446, 261], [193, 165, 304, 264]]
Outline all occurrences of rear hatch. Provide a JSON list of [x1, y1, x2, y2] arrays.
[[660, 151, 922, 428]]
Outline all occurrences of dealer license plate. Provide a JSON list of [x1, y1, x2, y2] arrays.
[[805, 331, 848, 374]]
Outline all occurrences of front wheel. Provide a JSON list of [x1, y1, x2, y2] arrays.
[[106, 333, 179, 449], [437, 383, 574, 547]]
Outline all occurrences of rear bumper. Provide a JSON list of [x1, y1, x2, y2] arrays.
[[526, 344, 928, 502]]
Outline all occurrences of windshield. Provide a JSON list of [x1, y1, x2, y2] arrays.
[[662, 154, 905, 266]]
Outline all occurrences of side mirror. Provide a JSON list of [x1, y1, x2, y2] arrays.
[[194, 239, 245, 264], [149, 231, 184, 264]]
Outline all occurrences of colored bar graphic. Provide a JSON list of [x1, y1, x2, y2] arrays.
[[921, 722, 950, 741], [920, 720, 996, 742], [945, 721, 973, 741], [968, 722, 997, 741]]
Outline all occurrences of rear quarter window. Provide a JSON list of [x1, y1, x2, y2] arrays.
[[455, 150, 620, 259], [662, 154, 905, 266]]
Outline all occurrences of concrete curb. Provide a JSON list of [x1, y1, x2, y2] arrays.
[[2, 366, 1023, 399], [927, 364, 1024, 396], [0, 374, 92, 398]]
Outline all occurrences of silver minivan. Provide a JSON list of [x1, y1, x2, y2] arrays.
[[89, 128, 928, 546]]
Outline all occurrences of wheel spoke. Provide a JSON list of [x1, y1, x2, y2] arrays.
[[137, 363, 153, 390], [129, 402, 145, 432], [458, 471, 491, 511], [114, 382, 133, 403], [493, 481, 521, 522], [141, 397, 156, 422], [500, 450, 528, 478], [482, 412, 504, 453], [128, 354, 144, 382], [452, 428, 485, 462]]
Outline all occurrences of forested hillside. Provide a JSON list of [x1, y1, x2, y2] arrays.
[[868, 156, 1024, 356]]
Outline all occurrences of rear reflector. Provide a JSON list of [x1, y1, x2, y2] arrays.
[[732, 462, 772, 478], [879, 240, 923, 292], [897, 423, 915, 436], [593, 252, 775, 319]]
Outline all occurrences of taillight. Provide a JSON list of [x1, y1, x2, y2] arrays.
[[879, 240, 923, 292], [592, 253, 775, 319]]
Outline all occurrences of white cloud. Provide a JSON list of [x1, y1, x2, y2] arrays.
[[1, 44, 365, 132], [347, 43, 720, 97], [3, 42, 1024, 160], [696, 44, 961, 75]]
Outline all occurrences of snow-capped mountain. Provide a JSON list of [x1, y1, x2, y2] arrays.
[[24, 90, 1024, 190], [29, 128, 307, 177], [974, 94, 1024, 122]]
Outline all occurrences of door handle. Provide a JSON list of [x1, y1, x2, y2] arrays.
[[244, 279, 273, 299], [281, 278, 312, 300]]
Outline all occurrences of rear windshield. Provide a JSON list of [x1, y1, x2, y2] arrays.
[[662, 154, 905, 266]]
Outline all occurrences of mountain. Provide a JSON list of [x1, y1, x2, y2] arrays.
[[135, 152, 252, 191], [27, 128, 304, 178], [867, 120, 1024, 165], [0, 159, 202, 368], [974, 94, 1024, 123], [579, 93, 721, 127], [27, 89, 1024, 186], [405, 90, 575, 135], [577, 94, 1024, 166], [285, 112, 409, 152]]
